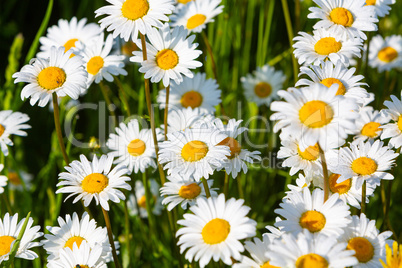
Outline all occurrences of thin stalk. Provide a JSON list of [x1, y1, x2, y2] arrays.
[[318, 144, 329, 201], [223, 172, 229, 197], [2, 194, 13, 214], [52, 93, 70, 165], [123, 199, 131, 264], [295, 0, 301, 34], [142, 171, 156, 234], [364, 33, 372, 78], [361, 181, 366, 215], [102, 208, 121, 268], [115, 76, 131, 116], [237, 175, 245, 199], [202, 178, 211, 198], [164, 85, 170, 140], [99, 81, 118, 127]]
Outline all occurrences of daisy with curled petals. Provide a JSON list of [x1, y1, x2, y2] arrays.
[[106, 119, 163, 174], [296, 60, 369, 104], [366, 0, 396, 18], [160, 174, 217, 211], [95, 0, 175, 42], [267, 230, 358, 268], [159, 127, 230, 181], [338, 214, 392, 267], [157, 73, 221, 113], [381, 93, 402, 149], [380, 241, 402, 268], [369, 35, 402, 72], [127, 179, 163, 218], [170, 0, 224, 33], [270, 83, 359, 151], [274, 188, 351, 236], [0, 213, 43, 263], [308, 0, 378, 40], [176, 194, 257, 267], [56, 154, 131, 211], [162, 107, 206, 134], [241, 64, 286, 107], [351, 106, 390, 144], [329, 140, 398, 189], [13, 46, 88, 107], [293, 28, 363, 66], [131, 23, 202, 87], [0, 165, 7, 194], [0, 110, 30, 156]]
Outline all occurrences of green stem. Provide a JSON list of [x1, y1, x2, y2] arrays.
[[123, 199, 131, 264], [102, 208, 121, 268], [52, 93, 70, 165], [164, 85, 170, 141], [318, 144, 329, 201], [115, 76, 131, 116], [361, 181, 366, 215], [364, 33, 372, 79], [223, 172, 229, 197], [237, 174, 245, 199], [99, 81, 118, 127], [142, 171, 156, 234], [202, 178, 211, 198]]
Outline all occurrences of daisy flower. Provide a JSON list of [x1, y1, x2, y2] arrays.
[[0, 165, 7, 194], [127, 179, 163, 218], [95, 0, 175, 42], [176, 194, 257, 267], [158, 127, 230, 181], [7, 170, 33, 192], [338, 214, 392, 267], [0, 213, 43, 263], [13, 46, 88, 107], [37, 17, 101, 58], [329, 140, 398, 189], [56, 154, 131, 211], [160, 174, 217, 211], [0, 110, 30, 156], [131, 23, 202, 87], [286, 173, 312, 194], [233, 234, 276, 268], [366, 0, 396, 18], [170, 0, 224, 33], [162, 107, 206, 134], [106, 119, 163, 174], [369, 35, 402, 72], [381, 93, 402, 149], [157, 73, 221, 113], [308, 0, 378, 40], [380, 241, 402, 268], [241, 64, 286, 107], [295, 60, 369, 104], [293, 28, 363, 66], [274, 188, 351, 236], [351, 106, 390, 144]]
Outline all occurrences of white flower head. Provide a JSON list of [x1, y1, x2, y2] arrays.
[[128, 179, 163, 218], [369, 35, 402, 72], [0, 110, 30, 156]]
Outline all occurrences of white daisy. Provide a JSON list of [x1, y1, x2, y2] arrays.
[[158, 128, 230, 181], [381, 93, 402, 149], [157, 73, 221, 113], [275, 188, 351, 236], [170, 0, 224, 33], [365, 0, 396, 18], [265, 218, 285, 241], [131, 23, 202, 87], [7, 170, 33, 192], [106, 119, 163, 174], [286, 173, 312, 194], [95, 0, 175, 42], [0, 213, 43, 263], [369, 35, 402, 72], [0, 110, 30, 156], [56, 154, 131, 211], [0, 165, 7, 194], [162, 107, 206, 134], [241, 64, 286, 107], [233, 234, 276, 268], [351, 106, 390, 144], [176, 194, 257, 267], [293, 28, 363, 66], [127, 179, 163, 218]]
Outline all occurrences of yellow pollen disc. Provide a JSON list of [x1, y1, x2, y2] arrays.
[[297, 143, 320, 161], [138, 195, 147, 208], [181, 91, 203, 108], [299, 100, 334, 128], [254, 82, 272, 98], [0, 124, 5, 137], [296, 253, 329, 268], [218, 137, 241, 159], [87, 56, 104, 75], [351, 157, 377, 175], [121, 0, 150, 20], [261, 261, 280, 268], [378, 47, 398, 63], [178, 0, 192, 3], [7, 172, 21, 186], [178, 183, 201, 199], [156, 49, 179, 70], [37, 67, 67, 90], [397, 115, 402, 132], [330, 7, 354, 27], [366, 0, 376, 4], [347, 237, 375, 263], [361, 122, 381, 138], [0, 236, 16, 256], [201, 218, 231, 245], [181, 140, 209, 162], [127, 139, 146, 157], [64, 38, 78, 53], [81, 173, 109, 194], [299, 210, 326, 233], [321, 78, 346, 95], [64, 236, 85, 250], [314, 37, 342, 56], [329, 173, 351, 194], [187, 14, 207, 30]]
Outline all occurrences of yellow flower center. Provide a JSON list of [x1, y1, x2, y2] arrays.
[[330, 7, 354, 27], [347, 237, 375, 263], [138, 195, 147, 208], [261, 262, 280, 268], [121, 0, 149, 20], [397, 115, 402, 132], [361, 122, 381, 138], [81, 173, 109, 194], [321, 78, 346, 95], [64, 236, 85, 250], [156, 49, 179, 70], [366, 0, 376, 5], [181, 140, 209, 162], [299, 100, 334, 128], [87, 56, 104, 75], [297, 143, 320, 161], [201, 218, 231, 245], [254, 82, 272, 98], [329, 173, 352, 194], [37, 67, 67, 90], [7, 172, 21, 186], [351, 157, 377, 175], [299, 210, 326, 233], [181, 90, 203, 108], [378, 47, 398, 63], [0, 124, 5, 137], [75, 265, 89, 268], [178, 183, 201, 199], [187, 14, 207, 30], [64, 38, 78, 52], [0, 236, 16, 256], [296, 253, 329, 268], [217, 137, 241, 159], [314, 37, 342, 56], [127, 139, 146, 157], [178, 0, 192, 4]]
